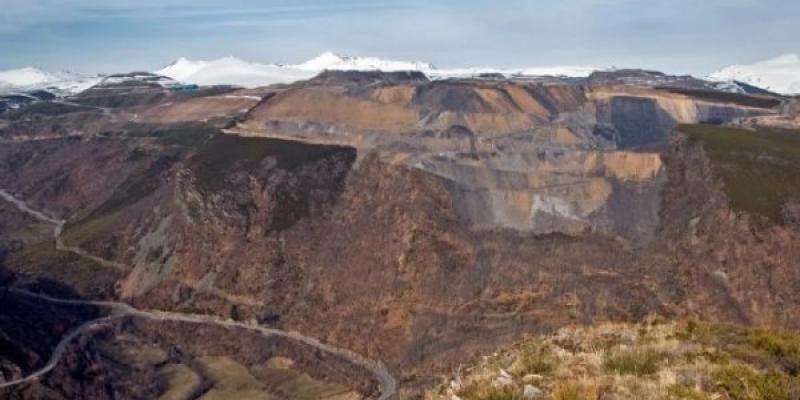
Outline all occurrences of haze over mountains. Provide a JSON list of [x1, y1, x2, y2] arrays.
[[3, 52, 799, 95]]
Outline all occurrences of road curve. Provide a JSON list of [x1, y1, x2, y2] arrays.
[[0, 312, 123, 389], [0, 189, 127, 271], [0, 189, 396, 399]]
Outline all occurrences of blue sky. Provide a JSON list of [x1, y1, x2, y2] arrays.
[[0, 0, 797, 75]]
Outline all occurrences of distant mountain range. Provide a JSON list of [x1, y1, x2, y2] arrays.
[[155, 52, 599, 88], [0, 67, 101, 95], [1, 52, 798, 95], [709, 54, 800, 95]]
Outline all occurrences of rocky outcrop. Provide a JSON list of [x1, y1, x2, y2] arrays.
[[591, 88, 776, 149], [416, 149, 664, 238], [234, 74, 779, 238]]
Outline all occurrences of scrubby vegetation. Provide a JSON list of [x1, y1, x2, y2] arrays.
[[197, 356, 355, 400], [510, 342, 556, 377], [6, 101, 96, 120], [604, 349, 666, 377], [187, 133, 354, 192], [73, 85, 236, 108], [122, 122, 217, 147], [66, 123, 218, 243], [62, 150, 182, 246], [428, 319, 800, 400], [64, 129, 356, 243], [8, 240, 120, 298], [681, 124, 800, 225]]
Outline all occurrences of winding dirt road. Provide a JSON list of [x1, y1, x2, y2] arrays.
[[0, 189, 396, 399], [0, 189, 127, 271]]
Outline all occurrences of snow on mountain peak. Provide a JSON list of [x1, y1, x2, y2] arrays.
[[294, 51, 436, 72], [709, 54, 800, 95], [0, 66, 101, 95], [295, 51, 344, 69], [0, 66, 57, 87], [156, 56, 309, 88], [156, 52, 441, 87], [163, 57, 195, 71], [155, 52, 601, 88]]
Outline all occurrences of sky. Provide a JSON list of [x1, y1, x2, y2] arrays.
[[0, 0, 797, 75]]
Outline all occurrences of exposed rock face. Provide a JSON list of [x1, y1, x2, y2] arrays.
[[0, 137, 156, 219], [598, 96, 676, 148], [418, 149, 664, 237], [235, 74, 776, 238], [116, 134, 357, 303], [590, 88, 773, 149]]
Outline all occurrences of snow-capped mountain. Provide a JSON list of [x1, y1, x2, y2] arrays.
[[709, 54, 800, 95], [0, 66, 101, 95], [157, 56, 312, 87], [0, 67, 57, 87], [157, 52, 601, 88], [293, 51, 436, 72]]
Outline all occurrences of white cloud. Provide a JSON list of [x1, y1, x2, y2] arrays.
[[0, 0, 397, 32], [0, 0, 797, 76]]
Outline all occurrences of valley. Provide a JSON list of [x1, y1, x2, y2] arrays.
[[0, 189, 392, 399], [1, 64, 799, 399]]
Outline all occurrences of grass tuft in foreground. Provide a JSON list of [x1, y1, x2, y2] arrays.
[[427, 319, 800, 400], [604, 348, 666, 376]]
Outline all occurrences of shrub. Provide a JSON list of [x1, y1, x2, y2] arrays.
[[742, 329, 800, 375], [713, 363, 800, 400], [6, 101, 95, 120], [123, 122, 217, 147], [510, 342, 555, 376], [682, 320, 800, 375]]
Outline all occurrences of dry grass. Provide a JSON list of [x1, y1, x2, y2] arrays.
[[510, 342, 556, 377], [604, 349, 666, 376], [98, 339, 168, 366], [455, 384, 526, 400], [158, 364, 202, 400], [551, 381, 599, 400], [429, 319, 800, 400], [198, 355, 357, 400], [198, 356, 276, 400]]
